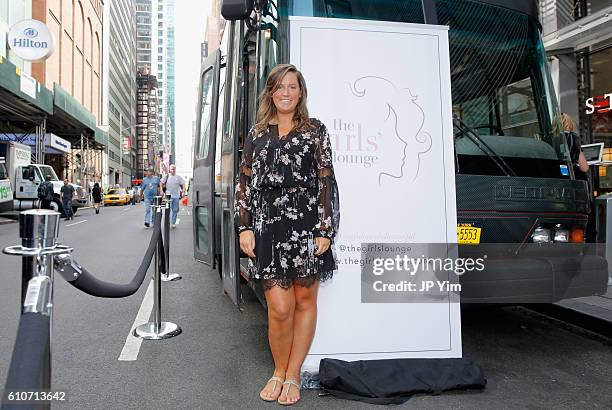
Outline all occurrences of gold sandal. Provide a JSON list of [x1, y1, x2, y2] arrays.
[[259, 376, 284, 402], [277, 379, 301, 406]]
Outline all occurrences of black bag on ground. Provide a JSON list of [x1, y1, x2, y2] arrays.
[[319, 357, 486, 405]]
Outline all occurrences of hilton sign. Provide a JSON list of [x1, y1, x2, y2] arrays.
[[8, 19, 55, 62]]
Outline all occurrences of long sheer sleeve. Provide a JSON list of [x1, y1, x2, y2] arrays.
[[313, 122, 340, 239], [234, 129, 254, 233]]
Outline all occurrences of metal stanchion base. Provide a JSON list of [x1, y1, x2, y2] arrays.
[[133, 322, 182, 340], [161, 273, 182, 282]]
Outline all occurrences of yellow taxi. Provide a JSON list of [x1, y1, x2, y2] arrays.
[[103, 188, 130, 206]]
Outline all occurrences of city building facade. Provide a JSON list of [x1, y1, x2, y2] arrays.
[[167, 0, 175, 164], [102, 0, 137, 188], [136, 68, 158, 178], [136, 0, 173, 175], [205, 1, 223, 54], [541, 0, 612, 194], [29, 0, 106, 189]]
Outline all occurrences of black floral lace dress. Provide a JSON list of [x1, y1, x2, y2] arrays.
[[234, 118, 340, 289]]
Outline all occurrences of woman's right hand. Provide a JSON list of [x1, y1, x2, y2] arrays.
[[239, 230, 256, 258]]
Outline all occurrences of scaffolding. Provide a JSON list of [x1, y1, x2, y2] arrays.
[[137, 68, 159, 179]]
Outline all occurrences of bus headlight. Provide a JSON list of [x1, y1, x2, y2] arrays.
[[531, 227, 552, 243], [553, 225, 570, 243]]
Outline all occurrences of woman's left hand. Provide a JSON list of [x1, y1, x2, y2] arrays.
[[314, 237, 331, 256]]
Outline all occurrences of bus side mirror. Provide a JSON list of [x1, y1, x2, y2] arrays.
[[221, 0, 254, 20]]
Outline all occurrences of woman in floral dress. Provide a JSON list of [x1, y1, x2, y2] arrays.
[[235, 64, 339, 405]]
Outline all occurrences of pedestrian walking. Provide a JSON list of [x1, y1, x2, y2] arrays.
[[142, 169, 161, 228], [92, 182, 102, 214], [38, 175, 55, 210], [161, 164, 184, 228], [60, 179, 75, 221], [234, 64, 339, 405], [560, 113, 593, 240]]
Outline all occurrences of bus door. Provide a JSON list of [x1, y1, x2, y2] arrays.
[[220, 21, 243, 306], [193, 50, 221, 266]]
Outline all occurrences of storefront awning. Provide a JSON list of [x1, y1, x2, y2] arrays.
[[0, 58, 105, 150], [0, 56, 53, 130], [45, 83, 105, 150], [94, 127, 108, 149]]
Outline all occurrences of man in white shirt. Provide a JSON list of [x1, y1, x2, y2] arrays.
[[162, 164, 185, 228]]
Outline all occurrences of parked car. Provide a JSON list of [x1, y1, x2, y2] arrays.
[[103, 188, 130, 206]]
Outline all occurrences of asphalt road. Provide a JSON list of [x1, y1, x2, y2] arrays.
[[0, 204, 610, 409]]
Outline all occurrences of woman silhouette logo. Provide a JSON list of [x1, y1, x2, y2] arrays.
[[348, 76, 432, 185]]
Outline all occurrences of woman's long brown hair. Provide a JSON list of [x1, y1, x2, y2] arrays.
[[254, 64, 310, 135]]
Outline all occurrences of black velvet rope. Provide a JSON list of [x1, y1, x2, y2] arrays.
[[67, 209, 163, 298], [2, 313, 50, 410]]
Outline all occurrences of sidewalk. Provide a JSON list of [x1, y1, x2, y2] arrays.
[[557, 281, 612, 324]]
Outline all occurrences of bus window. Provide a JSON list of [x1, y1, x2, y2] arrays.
[[196, 69, 215, 160], [283, 0, 425, 24], [258, 2, 279, 99], [435, 0, 570, 178]]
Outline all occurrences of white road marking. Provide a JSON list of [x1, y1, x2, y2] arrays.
[[66, 220, 87, 227], [118, 280, 154, 361], [122, 206, 133, 211]]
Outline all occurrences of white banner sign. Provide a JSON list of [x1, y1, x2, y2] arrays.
[[290, 17, 462, 373], [19, 71, 37, 99]]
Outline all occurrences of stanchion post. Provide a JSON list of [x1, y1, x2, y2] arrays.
[[133, 197, 181, 340], [2, 209, 73, 392], [162, 194, 181, 282]]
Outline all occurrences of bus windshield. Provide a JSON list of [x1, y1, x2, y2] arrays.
[[280, 0, 571, 178]]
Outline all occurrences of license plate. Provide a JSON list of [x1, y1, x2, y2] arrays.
[[457, 224, 481, 244]]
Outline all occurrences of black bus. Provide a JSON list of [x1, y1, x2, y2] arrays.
[[192, 0, 608, 305]]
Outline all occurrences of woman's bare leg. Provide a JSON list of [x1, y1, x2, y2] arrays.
[[261, 285, 295, 400], [281, 281, 320, 403]]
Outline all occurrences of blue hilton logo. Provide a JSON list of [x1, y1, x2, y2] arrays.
[[23, 27, 38, 37], [12, 27, 48, 49]]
